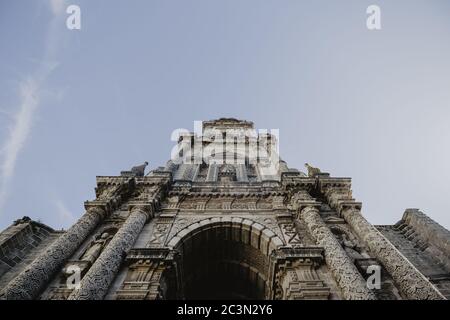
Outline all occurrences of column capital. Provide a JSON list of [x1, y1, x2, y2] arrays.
[[128, 201, 154, 221], [84, 201, 110, 218], [338, 201, 362, 215], [298, 204, 318, 217]]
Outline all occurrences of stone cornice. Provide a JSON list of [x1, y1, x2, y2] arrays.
[[281, 175, 316, 188], [270, 246, 325, 265], [317, 177, 353, 189], [168, 190, 287, 198], [172, 180, 282, 189], [96, 173, 171, 188], [125, 248, 179, 263], [95, 176, 135, 186]]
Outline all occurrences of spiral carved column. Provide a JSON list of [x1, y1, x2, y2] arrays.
[[68, 204, 152, 300], [299, 206, 376, 300], [0, 206, 107, 300], [340, 207, 445, 300]]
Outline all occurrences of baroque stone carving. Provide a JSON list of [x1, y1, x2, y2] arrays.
[[68, 205, 152, 300], [299, 206, 376, 300], [270, 247, 330, 300], [0, 206, 107, 300], [80, 232, 113, 264], [147, 223, 171, 247], [280, 223, 302, 246], [1, 119, 449, 300], [340, 207, 445, 300], [116, 248, 177, 300]]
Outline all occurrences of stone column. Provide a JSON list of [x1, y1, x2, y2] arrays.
[[320, 184, 446, 299], [340, 206, 445, 300], [299, 206, 376, 300], [0, 206, 107, 300], [68, 203, 152, 300]]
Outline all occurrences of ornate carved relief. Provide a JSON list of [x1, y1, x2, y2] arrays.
[[0, 206, 107, 300], [299, 206, 376, 300], [319, 184, 445, 299], [115, 249, 177, 300], [68, 205, 152, 300], [341, 207, 445, 300], [147, 223, 171, 247], [270, 247, 330, 300], [280, 223, 302, 246]]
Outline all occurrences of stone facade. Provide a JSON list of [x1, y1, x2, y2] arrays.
[[0, 118, 448, 300]]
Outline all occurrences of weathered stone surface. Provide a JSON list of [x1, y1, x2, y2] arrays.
[[341, 207, 445, 300], [0, 118, 448, 300], [68, 205, 151, 300], [0, 207, 106, 300], [300, 206, 376, 300]]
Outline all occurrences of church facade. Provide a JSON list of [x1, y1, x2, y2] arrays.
[[0, 118, 449, 300]]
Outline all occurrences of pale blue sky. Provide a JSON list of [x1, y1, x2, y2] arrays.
[[1, 0, 449, 230]]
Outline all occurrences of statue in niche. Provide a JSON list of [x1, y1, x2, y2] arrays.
[[340, 233, 368, 261], [332, 228, 365, 261], [80, 232, 113, 264]]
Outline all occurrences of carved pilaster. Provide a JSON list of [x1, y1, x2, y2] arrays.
[[115, 248, 178, 300], [270, 247, 330, 300], [299, 206, 376, 300], [341, 207, 445, 300], [0, 206, 106, 300], [68, 203, 152, 300], [0, 179, 133, 300], [321, 183, 444, 299]]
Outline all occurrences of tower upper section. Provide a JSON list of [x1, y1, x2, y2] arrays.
[[163, 118, 299, 184]]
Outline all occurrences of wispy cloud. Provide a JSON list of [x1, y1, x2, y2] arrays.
[[54, 199, 76, 227], [0, 78, 40, 209], [49, 0, 66, 16], [0, 0, 67, 214]]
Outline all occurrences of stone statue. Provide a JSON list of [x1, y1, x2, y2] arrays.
[[340, 233, 364, 260], [304, 163, 321, 177], [80, 232, 113, 264], [131, 161, 149, 177]]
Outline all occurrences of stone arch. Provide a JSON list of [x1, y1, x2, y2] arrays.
[[167, 217, 284, 256], [166, 217, 284, 299]]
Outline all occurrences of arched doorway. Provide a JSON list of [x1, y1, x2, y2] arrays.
[[167, 218, 284, 299]]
